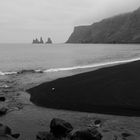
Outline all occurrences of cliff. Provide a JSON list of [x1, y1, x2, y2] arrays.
[[67, 7, 140, 43]]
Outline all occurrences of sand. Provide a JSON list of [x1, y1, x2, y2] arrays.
[[28, 60, 140, 116], [0, 63, 140, 139]]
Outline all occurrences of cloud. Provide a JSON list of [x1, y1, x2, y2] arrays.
[[0, 0, 139, 43]]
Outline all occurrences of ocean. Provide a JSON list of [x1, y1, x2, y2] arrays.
[[1, 43, 140, 140], [0, 43, 140, 75]]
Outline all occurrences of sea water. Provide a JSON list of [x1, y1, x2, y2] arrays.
[[0, 43, 140, 75], [1, 43, 140, 140]]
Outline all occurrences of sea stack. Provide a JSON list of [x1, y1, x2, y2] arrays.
[[46, 37, 52, 44], [32, 37, 44, 44], [39, 37, 44, 44], [32, 38, 39, 44]]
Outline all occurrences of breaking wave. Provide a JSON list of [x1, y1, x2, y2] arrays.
[[44, 57, 140, 72], [0, 57, 140, 76]]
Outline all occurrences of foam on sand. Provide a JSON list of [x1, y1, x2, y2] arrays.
[[1, 57, 140, 76], [44, 57, 140, 72]]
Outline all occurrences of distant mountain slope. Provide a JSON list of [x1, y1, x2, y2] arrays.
[[67, 7, 140, 43]]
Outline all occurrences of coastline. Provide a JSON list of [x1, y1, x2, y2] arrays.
[[1, 57, 140, 76], [27, 60, 140, 116], [0, 60, 140, 139]]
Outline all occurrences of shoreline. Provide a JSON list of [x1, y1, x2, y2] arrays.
[[0, 61, 140, 139], [1, 57, 140, 76], [27, 60, 140, 116]]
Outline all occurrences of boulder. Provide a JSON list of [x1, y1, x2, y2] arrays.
[[0, 97, 6, 102], [0, 107, 8, 116], [17, 69, 43, 74], [0, 123, 20, 139], [50, 118, 73, 138], [121, 132, 132, 138], [94, 120, 102, 127], [17, 70, 36, 74], [71, 128, 102, 140]]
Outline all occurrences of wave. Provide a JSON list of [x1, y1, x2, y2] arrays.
[[0, 70, 43, 76], [0, 84, 10, 88], [1, 57, 140, 76], [44, 57, 140, 72], [0, 71, 17, 76]]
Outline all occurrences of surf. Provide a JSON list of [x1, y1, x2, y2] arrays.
[[1, 57, 140, 76]]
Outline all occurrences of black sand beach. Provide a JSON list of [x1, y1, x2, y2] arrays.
[[0, 61, 140, 140], [27, 60, 140, 116]]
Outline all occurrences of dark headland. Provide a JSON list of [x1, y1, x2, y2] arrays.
[[67, 7, 140, 43], [27, 60, 140, 116]]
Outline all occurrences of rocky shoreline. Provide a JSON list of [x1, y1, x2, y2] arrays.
[[36, 118, 138, 140], [1, 116, 139, 140], [0, 66, 140, 139]]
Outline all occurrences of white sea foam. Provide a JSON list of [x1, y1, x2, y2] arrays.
[[4, 72, 17, 75], [0, 71, 5, 76], [0, 57, 140, 76], [0, 84, 10, 88], [0, 71, 17, 76], [44, 57, 140, 73]]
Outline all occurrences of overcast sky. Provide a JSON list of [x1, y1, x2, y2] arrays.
[[0, 0, 140, 43]]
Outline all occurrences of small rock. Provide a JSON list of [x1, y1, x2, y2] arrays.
[[71, 128, 102, 140], [17, 69, 43, 74], [94, 120, 102, 127], [0, 107, 8, 116], [16, 103, 23, 110], [121, 132, 132, 137], [0, 97, 6, 102], [50, 118, 73, 138], [16, 93, 20, 96], [17, 70, 35, 74], [89, 119, 103, 129]]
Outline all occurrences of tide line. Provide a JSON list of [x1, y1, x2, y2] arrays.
[[44, 57, 140, 73]]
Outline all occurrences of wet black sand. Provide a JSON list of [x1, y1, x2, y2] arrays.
[[0, 66, 140, 140], [27, 60, 140, 116]]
